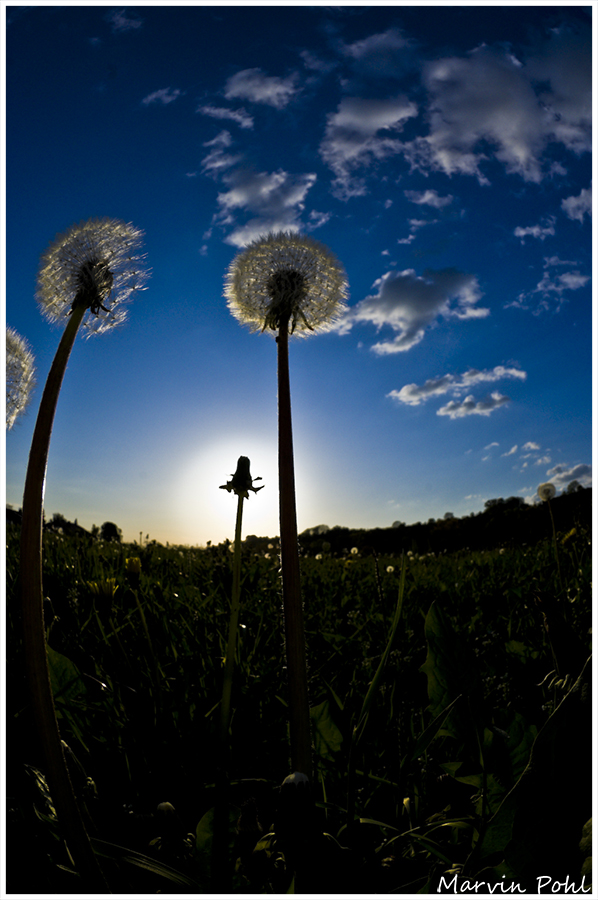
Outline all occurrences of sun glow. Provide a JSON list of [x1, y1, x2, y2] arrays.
[[171, 430, 326, 547], [173, 436, 280, 545]]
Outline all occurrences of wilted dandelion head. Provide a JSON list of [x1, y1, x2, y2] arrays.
[[224, 231, 348, 336], [6, 327, 36, 429], [219, 455, 264, 499], [538, 482, 556, 501], [36, 218, 149, 336]]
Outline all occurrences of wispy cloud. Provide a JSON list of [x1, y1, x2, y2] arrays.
[[513, 217, 555, 243], [437, 392, 511, 419], [501, 445, 518, 456], [106, 8, 143, 33], [213, 167, 317, 246], [546, 462, 592, 489], [401, 25, 591, 184], [397, 219, 434, 245], [201, 131, 243, 174], [300, 49, 336, 75], [335, 267, 488, 354], [508, 255, 590, 313], [141, 87, 182, 106], [197, 104, 254, 129], [319, 96, 417, 199], [340, 27, 414, 79], [404, 189, 453, 208], [387, 365, 526, 406], [224, 68, 299, 109], [561, 186, 592, 222]]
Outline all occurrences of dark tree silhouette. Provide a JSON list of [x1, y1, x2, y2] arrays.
[[100, 521, 122, 542]]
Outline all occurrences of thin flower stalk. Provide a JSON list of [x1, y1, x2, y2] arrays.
[[218, 456, 264, 749], [20, 218, 147, 890], [213, 457, 263, 890], [224, 232, 348, 782]]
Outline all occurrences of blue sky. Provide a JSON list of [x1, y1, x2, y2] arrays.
[[4, 4, 593, 546]]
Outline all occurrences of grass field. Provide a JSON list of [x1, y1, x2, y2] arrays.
[[5, 515, 592, 893]]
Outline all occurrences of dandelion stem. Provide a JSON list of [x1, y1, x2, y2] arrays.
[[213, 492, 245, 891], [220, 491, 245, 750], [20, 304, 110, 891], [277, 318, 312, 780], [546, 499, 563, 591]]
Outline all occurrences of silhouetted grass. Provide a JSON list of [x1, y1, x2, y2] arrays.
[[5, 522, 592, 893]]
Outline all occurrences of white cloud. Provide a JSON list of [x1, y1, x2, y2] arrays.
[[340, 27, 413, 78], [546, 463, 592, 489], [404, 189, 453, 208], [513, 218, 555, 243], [307, 210, 331, 230], [320, 96, 418, 198], [335, 267, 488, 354], [387, 374, 455, 405], [106, 8, 143, 33], [388, 365, 526, 405], [522, 441, 540, 451], [485, 442, 499, 450], [201, 131, 243, 174], [300, 49, 336, 75], [141, 87, 182, 106], [508, 255, 590, 313], [502, 445, 518, 456], [561, 186, 592, 222], [214, 167, 317, 246], [543, 256, 578, 267], [398, 218, 433, 245], [224, 68, 299, 109], [197, 105, 254, 129], [437, 392, 511, 419], [401, 25, 591, 184]]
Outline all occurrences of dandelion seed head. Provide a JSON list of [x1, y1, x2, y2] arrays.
[[538, 482, 556, 501], [36, 218, 149, 336], [6, 327, 36, 429], [224, 231, 348, 336]]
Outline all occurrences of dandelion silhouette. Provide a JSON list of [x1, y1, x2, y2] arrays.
[[20, 218, 148, 889], [218, 456, 264, 749], [225, 232, 348, 783], [6, 326, 36, 429], [213, 457, 264, 890]]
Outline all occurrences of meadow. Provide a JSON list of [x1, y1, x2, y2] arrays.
[[5, 510, 592, 894]]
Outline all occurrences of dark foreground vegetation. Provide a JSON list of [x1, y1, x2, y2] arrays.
[[5, 490, 592, 893]]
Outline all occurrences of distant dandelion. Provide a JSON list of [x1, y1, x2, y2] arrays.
[[36, 217, 149, 336], [386, 565, 395, 573], [6, 327, 36, 429], [351, 547, 359, 555], [538, 482, 556, 501], [224, 231, 348, 336]]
